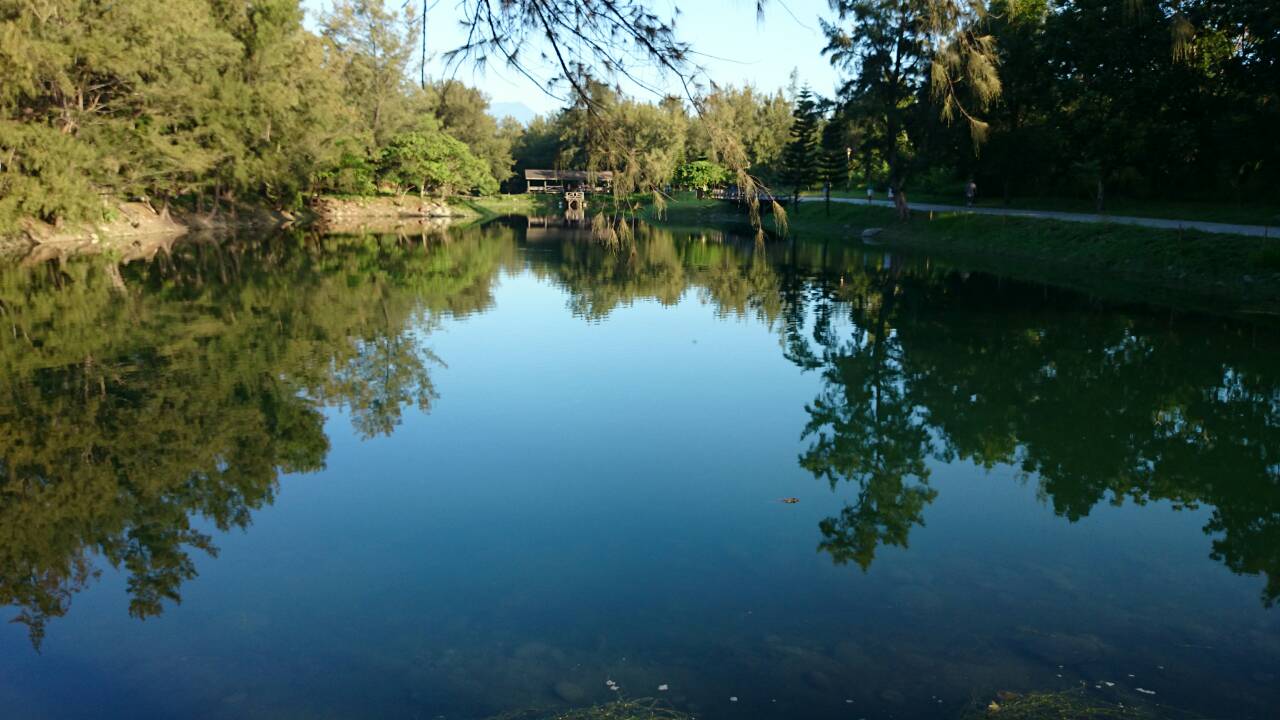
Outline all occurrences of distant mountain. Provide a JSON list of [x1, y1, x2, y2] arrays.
[[488, 102, 538, 125]]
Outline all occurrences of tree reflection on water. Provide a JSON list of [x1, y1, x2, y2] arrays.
[[783, 257, 1280, 607], [1, 221, 1276, 652], [0, 228, 515, 647]]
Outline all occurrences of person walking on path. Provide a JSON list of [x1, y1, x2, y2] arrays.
[[866, 185, 874, 204], [893, 187, 909, 221], [965, 179, 977, 207]]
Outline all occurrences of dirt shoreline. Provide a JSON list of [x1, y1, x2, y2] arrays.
[[0, 196, 478, 262]]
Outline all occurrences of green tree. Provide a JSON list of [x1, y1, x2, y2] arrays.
[[686, 85, 794, 180], [320, 0, 419, 148], [818, 114, 852, 191], [781, 88, 821, 195], [378, 129, 498, 198], [510, 115, 563, 177], [823, 0, 928, 191], [428, 80, 517, 184], [556, 82, 688, 204], [674, 160, 730, 195], [0, 0, 243, 223]]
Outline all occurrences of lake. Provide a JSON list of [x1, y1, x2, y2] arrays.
[[1, 218, 1277, 719]]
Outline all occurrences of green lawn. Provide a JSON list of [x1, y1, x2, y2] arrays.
[[648, 195, 1280, 315], [451, 194, 556, 218]]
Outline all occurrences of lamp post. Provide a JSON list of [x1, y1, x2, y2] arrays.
[[845, 147, 852, 191]]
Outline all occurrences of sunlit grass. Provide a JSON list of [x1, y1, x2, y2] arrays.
[[647, 195, 1280, 315], [806, 189, 1280, 226]]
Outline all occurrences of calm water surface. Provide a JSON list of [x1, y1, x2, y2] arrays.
[[1, 220, 1277, 719]]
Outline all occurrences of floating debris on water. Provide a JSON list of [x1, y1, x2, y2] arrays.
[[1135, 688, 1156, 695], [778, 497, 800, 504], [729, 696, 738, 702], [657, 685, 668, 692]]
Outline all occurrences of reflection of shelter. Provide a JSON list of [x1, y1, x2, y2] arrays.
[[524, 215, 595, 243], [564, 190, 585, 224], [524, 169, 613, 194]]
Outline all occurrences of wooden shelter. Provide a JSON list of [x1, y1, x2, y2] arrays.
[[524, 169, 613, 194]]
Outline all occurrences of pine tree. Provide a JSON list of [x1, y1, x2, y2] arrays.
[[819, 117, 850, 191], [781, 88, 821, 196]]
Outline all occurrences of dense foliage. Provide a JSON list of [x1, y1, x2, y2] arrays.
[[0, 0, 509, 232], [674, 160, 731, 194], [503, 0, 1278, 208], [379, 128, 498, 198], [822, 0, 1280, 204], [2, 0, 1276, 232]]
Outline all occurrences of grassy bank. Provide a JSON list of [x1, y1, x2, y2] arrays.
[[650, 197, 1280, 315], [809, 189, 1280, 226], [452, 194, 557, 220]]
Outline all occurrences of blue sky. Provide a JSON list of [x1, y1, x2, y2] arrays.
[[301, 1, 843, 120]]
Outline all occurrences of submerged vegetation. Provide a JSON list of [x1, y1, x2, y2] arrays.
[[488, 699, 692, 720], [487, 691, 1173, 719], [965, 688, 1182, 719]]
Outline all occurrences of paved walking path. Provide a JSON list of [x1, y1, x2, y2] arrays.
[[800, 197, 1278, 238]]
